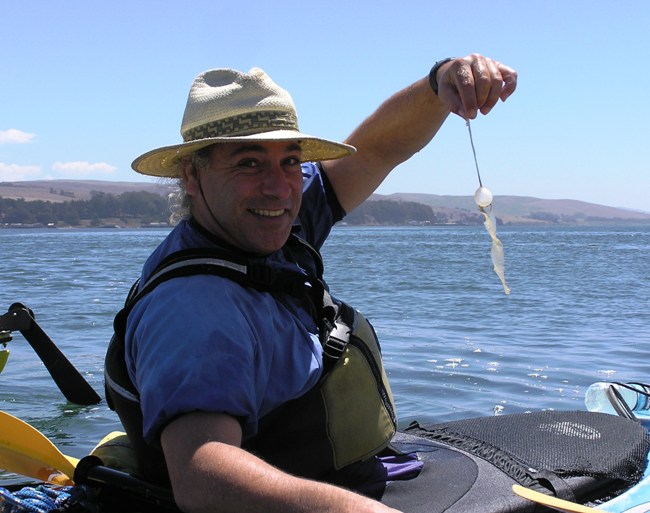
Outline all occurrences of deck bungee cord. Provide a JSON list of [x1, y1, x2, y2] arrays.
[[0, 485, 72, 513]]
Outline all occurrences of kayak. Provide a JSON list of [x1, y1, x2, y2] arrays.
[[6, 414, 650, 513], [596, 410, 650, 513], [2, 303, 650, 513]]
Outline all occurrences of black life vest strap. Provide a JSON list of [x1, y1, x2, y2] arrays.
[[113, 233, 339, 361]]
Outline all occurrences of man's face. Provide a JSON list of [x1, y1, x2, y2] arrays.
[[184, 141, 303, 255]]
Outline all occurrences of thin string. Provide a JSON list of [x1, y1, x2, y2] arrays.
[[466, 119, 483, 188]]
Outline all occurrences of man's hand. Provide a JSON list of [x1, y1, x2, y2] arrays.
[[436, 54, 518, 119]]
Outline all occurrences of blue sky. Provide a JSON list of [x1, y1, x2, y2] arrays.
[[2, 1, 648, 212]]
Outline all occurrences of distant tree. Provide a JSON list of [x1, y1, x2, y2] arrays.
[[0, 191, 168, 225], [58, 202, 80, 225], [119, 191, 167, 217], [5, 200, 37, 223], [528, 211, 559, 223]]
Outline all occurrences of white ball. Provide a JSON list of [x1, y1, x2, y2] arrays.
[[474, 186, 493, 208]]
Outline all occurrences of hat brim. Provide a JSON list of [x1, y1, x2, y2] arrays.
[[132, 130, 356, 177]]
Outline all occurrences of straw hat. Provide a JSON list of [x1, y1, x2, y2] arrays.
[[132, 68, 356, 177]]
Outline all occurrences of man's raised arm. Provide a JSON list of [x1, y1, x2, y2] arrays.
[[323, 54, 517, 214]]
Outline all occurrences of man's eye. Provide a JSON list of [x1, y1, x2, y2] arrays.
[[284, 157, 301, 167], [239, 159, 259, 168]]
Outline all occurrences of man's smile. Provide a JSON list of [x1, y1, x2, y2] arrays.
[[250, 208, 287, 218]]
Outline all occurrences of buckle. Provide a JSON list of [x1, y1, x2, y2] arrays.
[[248, 263, 277, 286]]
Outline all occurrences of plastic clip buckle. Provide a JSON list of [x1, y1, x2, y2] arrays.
[[248, 263, 277, 286]]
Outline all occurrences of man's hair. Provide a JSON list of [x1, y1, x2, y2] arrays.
[[167, 145, 215, 225]]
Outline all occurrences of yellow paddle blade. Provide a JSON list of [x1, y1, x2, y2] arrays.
[[0, 349, 9, 373], [512, 485, 611, 513], [0, 410, 78, 483], [0, 446, 73, 485]]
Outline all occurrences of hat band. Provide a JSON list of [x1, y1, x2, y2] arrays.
[[182, 110, 299, 142]]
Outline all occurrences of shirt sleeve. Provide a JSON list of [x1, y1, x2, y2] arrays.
[[298, 162, 346, 250], [126, 275, 322, 444]]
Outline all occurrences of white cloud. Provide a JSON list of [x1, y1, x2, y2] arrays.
[[0, 162, 42, 180], [51, 161, 117, 177], [0, 129, 36, 144]]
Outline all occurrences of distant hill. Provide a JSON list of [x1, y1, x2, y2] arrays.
[[1, 179, 649, 226], [0, 179, 171, 203], [370, 193, 650, 225]]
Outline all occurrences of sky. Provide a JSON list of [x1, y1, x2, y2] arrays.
[[2, 0, 649, 212]]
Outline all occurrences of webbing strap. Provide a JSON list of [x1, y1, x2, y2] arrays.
[[113, 234, 338, 347], [532, 470, 577, 502]]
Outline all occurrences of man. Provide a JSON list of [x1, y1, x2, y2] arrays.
[[106, 55, 517, 513]]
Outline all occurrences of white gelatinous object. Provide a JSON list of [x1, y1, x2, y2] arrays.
[[474, 186, 493, 208], [478, 205, 511, 295]]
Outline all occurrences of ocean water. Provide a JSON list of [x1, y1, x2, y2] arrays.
[[1, 225, 649, 477]]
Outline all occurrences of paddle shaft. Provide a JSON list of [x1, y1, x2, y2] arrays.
[[75, 456, 179, 513], [0, 304, 100, 405]]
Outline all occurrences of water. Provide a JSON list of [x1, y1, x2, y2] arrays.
[[1, 225, 649, 475]]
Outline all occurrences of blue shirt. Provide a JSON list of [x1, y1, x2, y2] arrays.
[[125, 163, 345, 444]]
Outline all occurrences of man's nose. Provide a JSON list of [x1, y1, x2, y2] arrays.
[[260, 164, 291, 199]]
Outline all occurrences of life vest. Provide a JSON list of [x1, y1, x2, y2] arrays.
[[104, 233, 396, 485]]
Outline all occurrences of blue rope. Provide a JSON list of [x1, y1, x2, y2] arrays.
[[0, 485, 72, 513]]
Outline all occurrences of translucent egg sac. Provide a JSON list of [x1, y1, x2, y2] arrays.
[[474, 186, 493, 208]]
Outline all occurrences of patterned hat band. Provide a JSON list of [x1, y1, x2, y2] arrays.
[[183, 110, 299, 142]]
